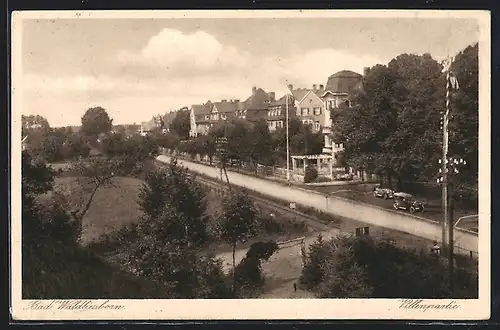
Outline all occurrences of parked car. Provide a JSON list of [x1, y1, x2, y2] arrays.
[[392, 192, 424, 214], [373, 187, 394, 199]]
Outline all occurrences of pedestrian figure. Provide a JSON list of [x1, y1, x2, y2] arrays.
[[431, 241, 441, 257], [293, 283, 297, 292]]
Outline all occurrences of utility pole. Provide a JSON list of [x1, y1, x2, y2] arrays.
[[286, 92, 290, 182], [439, 53, 462, 295], [441, 64, 450, 249]]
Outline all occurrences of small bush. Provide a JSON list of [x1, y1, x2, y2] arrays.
[[304, 166, 318, 183], [260, 215, 283, 234]]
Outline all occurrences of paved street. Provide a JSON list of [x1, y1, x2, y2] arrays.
[[305, 184, 477, 227], [157, 155, 478, 254]]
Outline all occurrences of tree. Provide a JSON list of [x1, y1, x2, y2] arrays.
[[233, 241, 279, 297], [219, 191, 260, 295], [138, 158, 210, 248], [271, 117, 323, 161], [250, 119, 273, 165], [448, 43, 478, 204], [81, 107, 113, 139], [226, 119, 253, 165], [299, 234, 330, 289], [194, 134, 215, 164], [64, 157, 132, 242], [170, 109, 191, 140], [331, 54, 445, 188], [124, 207, 231, 298], [100, 158, 231, 298], [22, 114, 51, 138], [385, 53, 444, 187], [22, 151, 82, 296], [65, 132, 91, 159], [21, 115, 52, 160]]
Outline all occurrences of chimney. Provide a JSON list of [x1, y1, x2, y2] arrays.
[[269, 92, 275, 101], [234, 99, 240, 103], [252, 86, 257, 96], [222, 99, 227, 102], [287, 84, 293, 91], [313, 84, 317, 91], [363, 67, 370, 76]]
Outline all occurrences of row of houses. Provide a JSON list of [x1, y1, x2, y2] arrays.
[[188, 69, 366, 158]]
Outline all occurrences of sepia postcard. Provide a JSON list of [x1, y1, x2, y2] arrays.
[[11, 10, 491, 321]]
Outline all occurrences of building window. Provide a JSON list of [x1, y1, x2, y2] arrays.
[[313, 107, 322, 116], [221, 114, 227, 120], [314, 121, 320, 132], [205, 115, 209, 120], [301, 108, 309, 116], [277, 108, 282, 116]]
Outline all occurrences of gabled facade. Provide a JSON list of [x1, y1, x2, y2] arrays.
[[240, 87, 274, 122], [140, 114, 165, 137], [211, 100, 241, 122], [288, 84, 326, 133], [267, 94, 296, 132], [189, 101, 213, 136]]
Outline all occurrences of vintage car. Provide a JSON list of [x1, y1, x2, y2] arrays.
[[392, 192, 424, 214], [373, 187, 395, 199]]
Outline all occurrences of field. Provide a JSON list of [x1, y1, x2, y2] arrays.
[[41, 176, 145, 245]]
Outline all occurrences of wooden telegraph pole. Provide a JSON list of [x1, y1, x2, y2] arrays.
[[439, 54, 462, 295]]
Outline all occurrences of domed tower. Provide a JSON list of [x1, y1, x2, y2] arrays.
[[321, 70, 363, 166]]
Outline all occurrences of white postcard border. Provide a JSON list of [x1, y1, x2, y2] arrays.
[[10, 9, 491, 321]]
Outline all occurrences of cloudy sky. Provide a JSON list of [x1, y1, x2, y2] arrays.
[[19, 14, 479, 127]]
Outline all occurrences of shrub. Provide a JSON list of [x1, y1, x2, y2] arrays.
[[299, 234, 331, 289], [233, 241, 279, 298], [301, 235, 478, 298], [304, 166, 318, 183]]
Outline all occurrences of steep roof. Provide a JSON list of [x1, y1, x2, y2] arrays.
[[213, 100, 241, 113], [270, 94, 294, 107], [324, 70, 363, 94], [244, 88, 273, 110], [192, 102, 213, 116], [290, 88, 310, 102]]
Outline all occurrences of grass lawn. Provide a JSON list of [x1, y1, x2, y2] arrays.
[[44, 176, 145, 245]]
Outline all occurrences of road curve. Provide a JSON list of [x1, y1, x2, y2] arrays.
[[157, 155, 478, 254]]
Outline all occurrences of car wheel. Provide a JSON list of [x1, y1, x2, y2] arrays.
[[393, 203, 398, 210], [384, 193, 389, 200], [410, 206, 415, 214]]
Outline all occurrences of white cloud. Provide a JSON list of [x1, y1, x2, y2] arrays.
[[118, 28, 251, 74]]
